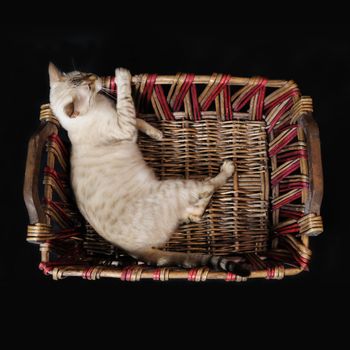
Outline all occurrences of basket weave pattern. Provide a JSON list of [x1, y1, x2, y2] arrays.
[[139, 117, 269, 255], [24, 73, 323, 282]]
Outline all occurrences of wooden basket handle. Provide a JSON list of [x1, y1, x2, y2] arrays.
[[299, 113, 324, 215], [23, 121, 58, 224]]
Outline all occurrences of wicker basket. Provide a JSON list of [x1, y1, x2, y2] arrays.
[[24, 73, 323, 282]]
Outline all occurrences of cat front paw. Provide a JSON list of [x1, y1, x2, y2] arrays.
[[152, 129, 164, 141], [220, 160, 235, 176], [115, 68, 131, 85]]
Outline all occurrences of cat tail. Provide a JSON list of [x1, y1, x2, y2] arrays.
[[131, 248, 251, 277]]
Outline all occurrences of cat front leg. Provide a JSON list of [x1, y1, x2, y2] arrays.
[[136, 118, 163, 141], [114, 68, 137, 140], [115, 68, 135, 114]]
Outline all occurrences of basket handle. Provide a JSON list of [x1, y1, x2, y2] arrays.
[[23, 121, 58, 224], [299, 113, 323, 215]]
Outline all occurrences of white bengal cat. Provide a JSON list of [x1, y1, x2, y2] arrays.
[[48, 63, 250, 276]]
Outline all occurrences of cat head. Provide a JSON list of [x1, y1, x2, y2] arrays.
[[48, 62, 102, 128]]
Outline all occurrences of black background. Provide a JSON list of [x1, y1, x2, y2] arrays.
[[2, 24, 350, 296]]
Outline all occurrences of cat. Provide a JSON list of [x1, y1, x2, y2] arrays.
[[48, 63, 250, 276]]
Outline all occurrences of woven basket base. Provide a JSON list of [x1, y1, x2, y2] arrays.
[[84, 116, 269, 258]]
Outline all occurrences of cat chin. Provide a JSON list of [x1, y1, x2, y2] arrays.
[[66, 112, 80, 119], [52, 109, 78, 130]]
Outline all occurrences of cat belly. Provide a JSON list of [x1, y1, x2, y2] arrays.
[[70, 143, 193, 253], [72, 171, 179, 252], [78, 194, 179, 252]]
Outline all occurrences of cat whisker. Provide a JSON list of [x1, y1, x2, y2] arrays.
[[101, 90, 117, 100], [102, 89, 113, 95], [102, 87, 116, 94]]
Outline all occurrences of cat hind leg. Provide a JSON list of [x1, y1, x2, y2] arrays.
[[182, 191, 214, 223], [182, 160, 236, 223], [136, 118, 163, 141], [208, 160, 235, 189]]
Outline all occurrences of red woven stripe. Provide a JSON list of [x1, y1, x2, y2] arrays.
[[50, 228, 80, 240], [272, 190, 302, 210], [224, 85, 233, 120], [225, 272, 236, 282], [234, 85, 261, 111], [109, 76, 116, 93], [275, 223, 300, 235], [155, 85, 174, 120], [202, 74, 231, 111], [44, 166, 66, 180], [146, 74, 157, 103], [266, 267, 273, 279], [279, 181, 308, 191], [297, 256, 310, 270], [139, 74, 157, 111], [173, 74, 195, 112], [271, 161, 300, 186], [44, 168, 67, 192], [269, 128, 298, 157], [43, 198, 75, 226], [287, 249, 309, 270], [44, 166, 69, 197], [125, 267, 133, 281], [277, 227, 300, 235], [264, 87, 299, 113], [274, 121, 292, 133], [188, 269, 197, 281], [82, 267, 94, 280], [270, 88, 299, 109], [234, 78, 267, 112], [267, 98, 294, 133], [256, 84, 266, 120], [120, 266, 136, 281], [120, 268, 128, 281], [153, 269, 161, 281], [48, 134, 69, 157], [280, 209, 304, 219], [277, 150, 307, 161], [191, 84, 201, 121], [278, 155, 307, 163], [274, 236, 309, 269], [39, 262, 54, 275]]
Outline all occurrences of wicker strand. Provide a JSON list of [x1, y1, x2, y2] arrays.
[[298, 213, 323, 236], [290, 96, 313, 124]]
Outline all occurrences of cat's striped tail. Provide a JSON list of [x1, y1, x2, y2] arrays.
[[131, 248, 251, 277]]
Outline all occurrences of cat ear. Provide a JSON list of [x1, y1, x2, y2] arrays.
[[48, 62, 63, 86]]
